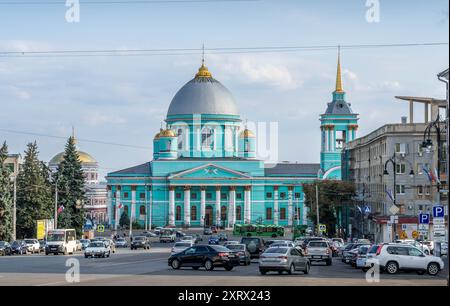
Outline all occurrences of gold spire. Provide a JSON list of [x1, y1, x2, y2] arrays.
[[335, 46, 344, 93], [195, 44, 212, 78]]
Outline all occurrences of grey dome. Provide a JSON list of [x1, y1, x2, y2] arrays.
[[167, 77, 239, 117]]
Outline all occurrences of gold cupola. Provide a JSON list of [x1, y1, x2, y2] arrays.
[[239, 129, 256, 138]]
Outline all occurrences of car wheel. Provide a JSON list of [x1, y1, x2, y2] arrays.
[[427, 263, 440, 276], [326, 259, 332, 266], [225, 266, 233, 271], [84, 255, 88, 258], [385, 261, 399, 275], [171, 259, 181, 270], [304, 264, 310, 275], [260, 270, 267, 275], [362, 267, 369, 273], [288, 264, 295, 275], [204, 260, 214, 271]]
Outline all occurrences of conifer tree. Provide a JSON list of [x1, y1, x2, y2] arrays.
[[0, 142, 13, 242]]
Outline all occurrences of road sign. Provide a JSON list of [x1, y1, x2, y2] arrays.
[[433, 206, 445, 218], [390, 215, 399, 224], [419, 213, 430, 224], [97, 225, 105, 233], [412, 231, 419, 239], [418, 224, 429, 231], [433, 218, 445, 225], [319, 224, 326, 233], [389, 205, 400, 215]]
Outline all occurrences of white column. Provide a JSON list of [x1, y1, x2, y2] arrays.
[[107, 186, 112, 227], [114, 187, 121, 231], [288, 187, 293, 227], [274, 187, 279, 225], [169, 187, 175, 227], [130, 187, 136, 236], [184, 187, 191, 227], [216, 187, 221, 226], [148, 187, 152, 230], [244, 186, 251, 224], [200, 187, 206, 227], [228, 187, 236, 229]]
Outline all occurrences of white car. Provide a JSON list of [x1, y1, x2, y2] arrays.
[[365, 243, 444, 276], [23, 239, 40, 254], [171, 241, 194, 256], [223, 241, 240, 247], [440, 242, 448, 256], [84, 241, 111, 258], [180, 236, 195, 244], [395, 239, 431, 255]]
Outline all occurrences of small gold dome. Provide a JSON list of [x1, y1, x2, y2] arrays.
[[154, 130, 162, 140], [195, 63, 212, 78], [240, 129, 256, 138], [159, 129, 176, 138], [49, 151, 97, 165]]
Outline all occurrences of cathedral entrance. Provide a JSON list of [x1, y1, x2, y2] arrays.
[[205, 206, 213, 227]]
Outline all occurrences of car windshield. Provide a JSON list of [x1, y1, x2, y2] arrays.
[[241, 238, 260, 245], [134, 237, 145, 241], [12, 241, 21, 246], [89, 242, 104, 248], [368, 245, 379, 254], [24, 239, 35, 244], [0, 242, 6, 247], [175, 243, 191, 247], [210, 236, 219, 239], [308, 241, 328, 248], [226, 245, 245, 251], [265, 248, 288, 254], [47, 233, 65, 242], [183, 236, 193, 240], [210, 246, 231, 252]]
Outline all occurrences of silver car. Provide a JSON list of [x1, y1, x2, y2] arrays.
[[306, 240, 333, 265], [259, 247, 310, 275]]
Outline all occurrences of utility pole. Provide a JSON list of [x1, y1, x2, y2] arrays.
[[12, 175, 17, 241], [316, 183, 320, 236], [54, 183, 58, 229]]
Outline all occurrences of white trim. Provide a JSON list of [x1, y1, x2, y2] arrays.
[[323, 166, 341, 179], [168, 163, 252, 179]]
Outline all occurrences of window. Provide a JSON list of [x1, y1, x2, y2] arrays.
[[206, 193, 212, 200], [425, 186, 431, 196], [139, 206, 146, 215], [408, 247, 422, 257], [236, 193, 242, 200], [395, 143, 406, 154], [266, 208, 273, 220], [335, 131, 346, 150], [124, 206, 129, 215], [123, 192, 129, 199], [176, 206, 182, 221], [280, 192, 287, 200], [201, 126, 215, 150], [191, 206, 197, 221], [221, 193, 227, 200], [280, 208, 286, 220], [266, 192, 273, 199], [191, 193, 198, 200], [176, 193, 182, 200], [396, 164, 406, 174], [295, 193, 301, 199], [295, 208, 301, 220], [221, 206, 227, 221], [417, 186, 424, 196], [139, 193, 145, 200], [236, 206, 242, 221], [396, 185, 406, 195], [177, 128, 184, 150]]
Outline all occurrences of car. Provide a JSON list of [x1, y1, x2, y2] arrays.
[[395, 239, 431, 255], [171, 241, 194, 256], [84, 241, 111, 258], [331, 241, 343, 257], [210, 226, 218, 233], [208, 235, 220, 245], [144, 231, 158, 238], [348, 245, 371, 268], [332, 238, 345, 245], [270, 241, 295, 248], [176, 231, 186, 238], [301, 237, 326, 250], [356, 239, 371, 244], [223, 241, 239, 247], [104, 239, 116, 253], [240, 237, 265, 259], [168, 245, 240, 271], [259, 247, 310, 275], [421, 241, 435, 254], [203, 228, 213, 235], [218, 233, 228, 241], [342, 243, 370, 264], [365, 243, 445, 276], [358, 244, 380, 270], [115, 238, 128, 248], [181, 236, 196, 244], [79, 239, 90, 250], [38, 240, 46, 253], [225, 243, 251, 266], [24, 239, 40, 254], [160, 229, 176, 243], [305, 240, 332, 265], [131, 236, 150, 250], [193, 234, 203, 243], [441, 242, 448, 256], [75, 240, 83, 252], [0, 241, 12, 256], [11, 240, 28, 255]]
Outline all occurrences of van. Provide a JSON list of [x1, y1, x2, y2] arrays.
[[45, 229, 77, 255]]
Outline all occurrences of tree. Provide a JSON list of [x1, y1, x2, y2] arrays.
[[303, 180, 355, 237], [55, 137, 86, 237], [0, 142, 13, 242], [16, 142, 54, 239], [119, 211, 130, 229]]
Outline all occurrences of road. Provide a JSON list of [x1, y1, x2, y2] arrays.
[[0, 242, 448, 286]]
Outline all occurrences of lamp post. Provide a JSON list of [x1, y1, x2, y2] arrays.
[[384, 153, 415, 241], [316, 169, 324, 236]]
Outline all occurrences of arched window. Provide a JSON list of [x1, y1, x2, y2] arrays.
[[176, 206, 182, 221], [221, 206, 227, 221], [236, 206, 242, 221], [177, 128, 184, 150], [202, 126, 214, 150], [140, 206, 146, 216], [191, 206, 197, 221]]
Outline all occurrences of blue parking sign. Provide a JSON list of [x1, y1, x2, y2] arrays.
[[419, 213, 430, 224], [433, 206, 445, 218]]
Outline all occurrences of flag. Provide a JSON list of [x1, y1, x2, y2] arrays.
[[385, 188, 394, 202], [57, 205, 64, 214], [434, 168, 441, 184], [429, 168, 437, 183], [423, 167, 433, 183], [118, 203, 123, 209]]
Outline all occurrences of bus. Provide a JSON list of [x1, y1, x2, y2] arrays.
[[233, 224, 285, 238], [45, 229, 77, 255]]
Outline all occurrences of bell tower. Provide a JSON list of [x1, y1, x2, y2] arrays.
[[320, 48, 359, 180]]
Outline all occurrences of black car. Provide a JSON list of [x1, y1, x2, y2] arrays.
[[203, 228, 213, 235], [225, 243, 251, 266], [0, 241, 12, 256], [240, 237, 265, 259], [11, 240, 28, 255], [130, 236, 150, 250], [168, 245, 240, 271]]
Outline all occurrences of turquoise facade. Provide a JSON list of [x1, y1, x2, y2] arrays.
[[106, 58, 352, 229]]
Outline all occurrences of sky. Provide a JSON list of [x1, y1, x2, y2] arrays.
[[0, 0, 449, 179]]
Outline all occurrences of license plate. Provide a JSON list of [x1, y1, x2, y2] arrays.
[[313, 256, 321, 259]]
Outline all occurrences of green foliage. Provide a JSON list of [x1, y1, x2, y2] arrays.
[[16, 142, 54, 239], [303, 180, 355, 237], [0, 142, 13, 242], [54, 137, 86, 237], [119, 211, 130, 228]]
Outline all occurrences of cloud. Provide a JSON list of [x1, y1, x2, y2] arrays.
[[84, 112, 127, 127]]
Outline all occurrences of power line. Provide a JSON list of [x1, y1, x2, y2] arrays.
[[0, 43, 447, 58]]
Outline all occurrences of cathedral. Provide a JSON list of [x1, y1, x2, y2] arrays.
[[106, 52, 359, 229]]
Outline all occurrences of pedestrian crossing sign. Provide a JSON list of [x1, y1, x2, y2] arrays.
[[97, 225, 105, 233]]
